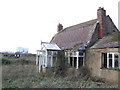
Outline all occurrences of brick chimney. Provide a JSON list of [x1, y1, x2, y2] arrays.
[[97, 7, 107, 39], [57, 23, 63, 32]]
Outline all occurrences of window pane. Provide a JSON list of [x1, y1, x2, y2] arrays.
[[70, 57, 72, 66], [115, 54, 118, 58], [109, 59, 112, 68], [70, 52, 72, 55], [79, 53, 83, 56], [79, 57, 83, 67], [114, 54, 119, 68], [109, 54, 112, 58], [74, 52, 76, 55], [102, 53, 107, 68]]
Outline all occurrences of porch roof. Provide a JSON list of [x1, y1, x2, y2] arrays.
[[42, 42, 61, 51]]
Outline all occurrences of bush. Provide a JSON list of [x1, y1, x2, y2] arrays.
[[78, 67, 90, 77], [2, 58, 11, 65], [2, 57, 33, 65], [15, 58, 29, 65], [91, 76, 105, 83]]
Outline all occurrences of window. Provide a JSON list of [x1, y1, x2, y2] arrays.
[[65, 52, 67, 56], [53, 51, 57, 57], [79, 52, 83, 56], [74, 57, 77, 67], [114, 54, 119, 68], [102, 53, 119, 69], [108, 54, 112, 68], [70, 57, 73, 66], [70, 52, 72, 56], [78, 57, 83, 67], [48, 51, 51, 55], [74, 52, 76, 56], [102, 53, 107, 68]]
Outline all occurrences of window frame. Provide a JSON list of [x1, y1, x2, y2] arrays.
[[102, 52, 119, 69]]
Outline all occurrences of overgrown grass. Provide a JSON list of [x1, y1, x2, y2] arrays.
[[2, 57, 35, 65], [2, 57, 118, 88]]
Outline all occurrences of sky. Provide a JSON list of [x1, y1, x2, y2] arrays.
[[0, 0, 119, 53]]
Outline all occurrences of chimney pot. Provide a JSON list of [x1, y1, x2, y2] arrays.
[[57, 23, 63, 32]]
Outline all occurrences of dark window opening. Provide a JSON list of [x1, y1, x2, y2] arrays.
[[79, 57, 83, 67], [70, 52, 72, 56], [74, 57, 77, 68], [109, 59, 112, 68], [102, 53, 107, 68], [114, 54, 119, 68], [79, 53, 83, 56], [70, 57, 72, 66], [109, 54, 112, 68], [109, 54, 112, 58], [115, 60, 118, 68]]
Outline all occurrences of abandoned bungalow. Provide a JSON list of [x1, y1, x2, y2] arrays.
[[36, 7, 120, 83]]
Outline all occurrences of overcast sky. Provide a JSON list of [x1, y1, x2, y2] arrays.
[[0, 0, 119, 53]]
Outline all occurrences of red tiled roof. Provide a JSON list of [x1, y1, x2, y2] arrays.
[[51, 19, 98, 50]]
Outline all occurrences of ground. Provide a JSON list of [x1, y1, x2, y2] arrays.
[[1, 57, 118, 88]]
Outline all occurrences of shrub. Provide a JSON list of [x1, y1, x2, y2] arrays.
[[78, 67, 90, 77], [2, 58, 11, 65], [15, 58, 29, 65], [91, 76, 105, 83]]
